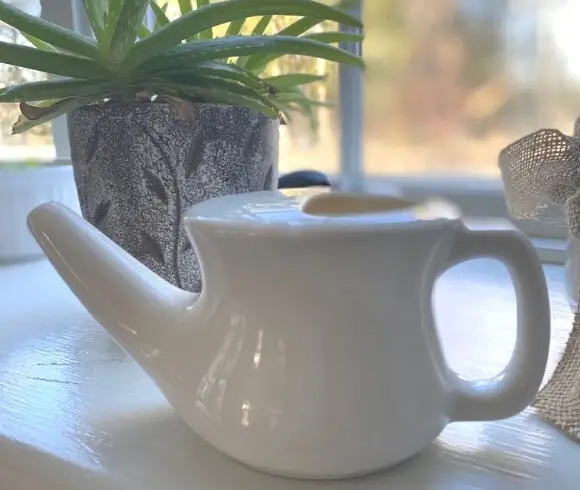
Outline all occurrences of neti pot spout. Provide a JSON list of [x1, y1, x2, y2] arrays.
[[27, 202, 200, 382]]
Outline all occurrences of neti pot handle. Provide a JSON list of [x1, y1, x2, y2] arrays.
[[439, 226, 551, 422]]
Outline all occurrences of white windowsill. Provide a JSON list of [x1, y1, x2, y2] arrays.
[[531, 236, 568, 264], [0, 253, 578, 489]]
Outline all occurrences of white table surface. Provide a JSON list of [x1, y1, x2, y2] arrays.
[[1, 255, 580, 490]]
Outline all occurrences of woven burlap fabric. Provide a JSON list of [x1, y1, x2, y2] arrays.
[[499, 118, 580, 442], [533, 312, 580, 441], [499, 125, 580, 236]]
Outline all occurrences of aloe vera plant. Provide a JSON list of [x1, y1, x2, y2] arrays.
[[0, 0, 364, 134]]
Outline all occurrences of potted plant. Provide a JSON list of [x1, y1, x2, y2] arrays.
[[0, 0, 363, 291]]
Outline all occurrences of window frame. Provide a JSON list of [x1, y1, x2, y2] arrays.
[[336, 0, 570, 259], [42, 0, 569, 262], [40, 0, 77, 159]]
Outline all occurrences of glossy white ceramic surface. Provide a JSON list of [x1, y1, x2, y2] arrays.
[[0, 253, 578, 489], [27, 189, 551, 479], [0, 163, 79, 262]]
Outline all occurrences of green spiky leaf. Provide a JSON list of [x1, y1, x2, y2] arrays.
[[247, 31, 363, 74], [83, 0, 107, 46], [12, 97, 101, 134], [153, 61, 265, 90], [20, 32, 57, 52], [263, 73, 327, 87], [149, 1, 170, 29], [109, 0, 150, 63], [194, 0, 212, 39], [0, 0, 100, 59], [138, 24, 152, 39], [226, 18, 245, 36], [0, 0, 364, 135], [126, 0, 363, 68], [0, 78, 113, 102], [164, 71, 272, 103], [0, 41, 111, 79], [236, 15, 272, 67], [272, 93, 322, 134], [179, 0, 192, 15], [243, 17, 329, 72], [154, 82, 279, 118], [137, 35, 364, 74], [225, 17, 245, 63], [251, 15, 273, 36], [103, 0, 123, 50]]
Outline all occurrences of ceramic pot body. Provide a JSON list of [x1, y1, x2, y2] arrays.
[[68, 102, 279, 292], [28, 190, 551, 479]]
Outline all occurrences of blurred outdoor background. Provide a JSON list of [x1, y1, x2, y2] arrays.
[[1, 0, 580, 178]]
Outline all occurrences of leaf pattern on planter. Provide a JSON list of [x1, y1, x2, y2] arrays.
[[242, 121, 262, 163], [143, 168, 169, 204], [93, 200, 111, 228], [85, 127, 99, 163], [139, 123, 185, 289], [185, 130, 205, 179], [263, 166, 273, 190], [68, 103, 278, 294], [140, 231, 165, 266], [75, 124, 101, 213]]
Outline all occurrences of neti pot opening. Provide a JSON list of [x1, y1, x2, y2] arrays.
[[300, 191, 462, 222]]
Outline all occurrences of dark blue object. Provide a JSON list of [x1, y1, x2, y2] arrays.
[[278, 170, 330, 189]]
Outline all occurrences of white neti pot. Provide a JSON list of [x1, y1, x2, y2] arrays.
[[27, 189, 550, 479], [0, 160, 79, 262]]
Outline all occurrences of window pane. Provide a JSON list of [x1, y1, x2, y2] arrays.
[[365, 0, 579, 177], [156, 1, 340, 177], [0, 6, 56, 164]]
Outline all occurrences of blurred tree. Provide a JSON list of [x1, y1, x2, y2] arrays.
[[363, 0, 535, 144]]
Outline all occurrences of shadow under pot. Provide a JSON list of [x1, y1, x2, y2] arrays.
[[67, 102, 279, 293]]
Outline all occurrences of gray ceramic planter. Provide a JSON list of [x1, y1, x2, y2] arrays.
[[68, 102, 279, 292]]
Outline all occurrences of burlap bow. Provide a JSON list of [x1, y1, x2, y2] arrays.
[[499, 120, 580, 236], [499, 120, 580, 442]]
